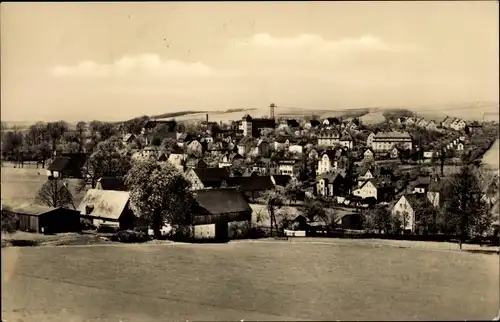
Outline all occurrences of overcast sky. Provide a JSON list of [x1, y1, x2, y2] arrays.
[[1, 2, 498, 122]]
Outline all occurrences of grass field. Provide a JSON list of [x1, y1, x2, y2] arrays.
[[2, 240, 498, 321], [1, 165, 86, 209]]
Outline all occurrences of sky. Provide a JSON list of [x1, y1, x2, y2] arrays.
[[1, 2, 498, 122]]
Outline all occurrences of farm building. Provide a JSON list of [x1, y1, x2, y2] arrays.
[[95, 176, 127, 191], [78, 189, 137, 230], [222, 175, 275, 202], [46, 153, 88, 179], [5, 204, 81, 233], [192, 188, 253, 241]]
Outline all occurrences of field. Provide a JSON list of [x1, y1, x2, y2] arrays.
[[360, 111, 386, 125], [1, 165, 86, 209], [2, 240, 498, 322]]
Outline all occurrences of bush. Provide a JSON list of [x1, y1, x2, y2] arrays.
[[97, 224, 119, 234], [111, 230, 150, 243], [1, 209, 18, 233]]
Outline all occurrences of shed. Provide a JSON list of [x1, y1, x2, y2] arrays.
[[47, 153, 87, 179], [192, 188, 253, 241], [95, 176, 127, 191], [6, 204, 81, 234]]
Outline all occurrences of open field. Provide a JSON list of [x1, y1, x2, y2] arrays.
[[2, 240, 498, 321], [360, 111, 385, 124], [1, 165, 86, 209]]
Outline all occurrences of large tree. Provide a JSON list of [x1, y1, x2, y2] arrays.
[[46, 121, 68, 154], [36, 179, 75, 209], [125, 158, 195, 238], [444, 165, 492, 249], [259, 186, 287, 237], [87, 137, 132, 187]]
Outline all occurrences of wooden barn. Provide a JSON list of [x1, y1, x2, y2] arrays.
[[46, 153, 87, 179], [6, 204, 81, 234], [192, 188, 253, 242]]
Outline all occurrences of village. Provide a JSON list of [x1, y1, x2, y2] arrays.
[[1, 104, 499, 245]]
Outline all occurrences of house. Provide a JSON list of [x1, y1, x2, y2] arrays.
[[363, 148, 375, 160], [467, 121, 483, 134], [222, 176, 275, 202], [391, 194, 427, 232], [241, 114, 276, 137], [289, 140, 306, 154], [405, 117, 416, 126], [413, 183, 429, 194], [317, 150, 340, 175], [366, 132, 376, 147], [277, 159, 301, 176], [78, 189, 137, 230], [95, 176, 127, 191], [185, 167, 230, 190], [192, 188, 253, 241], [141, 146, 161, 159], [456, 142, 465, 151], [423, 150, 439, 159], [185, 158, 208, 170], [122, 133, 136, 144], [6, 204, 81, 234], [426, 120, 438, 131], [219, 152, 244, 168], [200, 133, 214, 145], [389, 146, 400, 159], [371, 132, 412, 151], [47, 153, 87, 179], [339, 132, 354, 149], [451, 119, 467, 131], [316, 171, 347, 198], [357, 168, 375, 185], [252, 158, 279, 175], [251, 139, 270, 157], [441, 117, 455, 129], [352, 179, 394, 201], [317, 129, 341, 147]]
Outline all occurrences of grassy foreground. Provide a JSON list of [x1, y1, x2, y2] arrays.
[[2, 240, 498, 321]]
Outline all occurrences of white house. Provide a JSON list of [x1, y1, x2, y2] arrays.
[[363, 148, 375, 160], [289, 143, 305, 155], [391, 195, 419, 232], [352, 179, 378, 200], [357, 168, 374, 186], [456, 142, 464, 151], [366, 132, 376, 147], [168, 152, 187, 172], [417, 118, 428, 128], [278, 159, 301, 176], [451, 119, 467, 131], [426, 120, 438, 131], [371, 132, 412, 151], [187, 140, 203, 158], [317, 150, 339, 175], [317, 130, 340, 147]]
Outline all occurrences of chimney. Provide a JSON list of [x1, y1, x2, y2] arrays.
[[206, 113, 209, 123]]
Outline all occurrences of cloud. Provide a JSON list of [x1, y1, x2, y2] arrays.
[[233, 33, 419, 57], [51, 54, 240, 78]]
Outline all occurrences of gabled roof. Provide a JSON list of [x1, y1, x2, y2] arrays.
[[191, 167, 230, 187], [47, 157, 71, 172], [78, 189, 131, 220], [194, 188, 252, 215], [287, 119, 300, 127], [309, 120, 321, 127], [340, 132, 353, 141], [401, 193, 427, 209], [320, 149, 337, 160], [318, 129, 341, 138], [317, 171, 345, 183], [6, 204, 56, 216], [373, 132, 412, 140], [47, 153, 87, 175], [177, 133, 193, 143], [242, 114, 253, 121], [123, 133, 135, 142], [271, 175, 292, 187], [224, 176, 274, 191], [96, 176, 127, 191]]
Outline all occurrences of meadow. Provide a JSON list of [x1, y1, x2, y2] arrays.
[[2, 240, 498, 321], [1, 165, 85, 209]]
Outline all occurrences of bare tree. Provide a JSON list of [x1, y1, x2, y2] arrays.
[[36, 179, 75, 209]]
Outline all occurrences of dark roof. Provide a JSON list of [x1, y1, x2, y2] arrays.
[[272, 175, 292, 186], [404, 194, 427, 208], [47, 153, 87, 176], [192, 167, 230, 187], [194, 188, 252, 215], [287, 119, 300, 127], [242, 114, 253, 121], [224, 176, 274, 191], [321, 149, 338, 160], [6, 204, 56, 216], [177, 133, 193, 143], [96, 176, 127, 191], [340, 132, 353, 141]]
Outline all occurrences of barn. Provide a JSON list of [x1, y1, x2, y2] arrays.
[[192, 188, 253, 242], [6, 204, 81, 233]]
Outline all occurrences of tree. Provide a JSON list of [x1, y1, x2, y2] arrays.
[[34, 142, 52, 168], [413, 199, 439, 235], [87, 137, 132, 187], [46, 121, 68, 154], [444, 165, 492, 249], [259, 186, 287, 237], [125, 158, 195, 238], [76, 121, 87, 152], [161, 138, 178, 153], [363, 206, 392, 234], [36, 179, 75, 209], [89, 121, 117, 141], [123, 116, 149, 135], [1, 208, 18, 233], [1, 130, 24, 161], [284, 179, 304, 204]]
